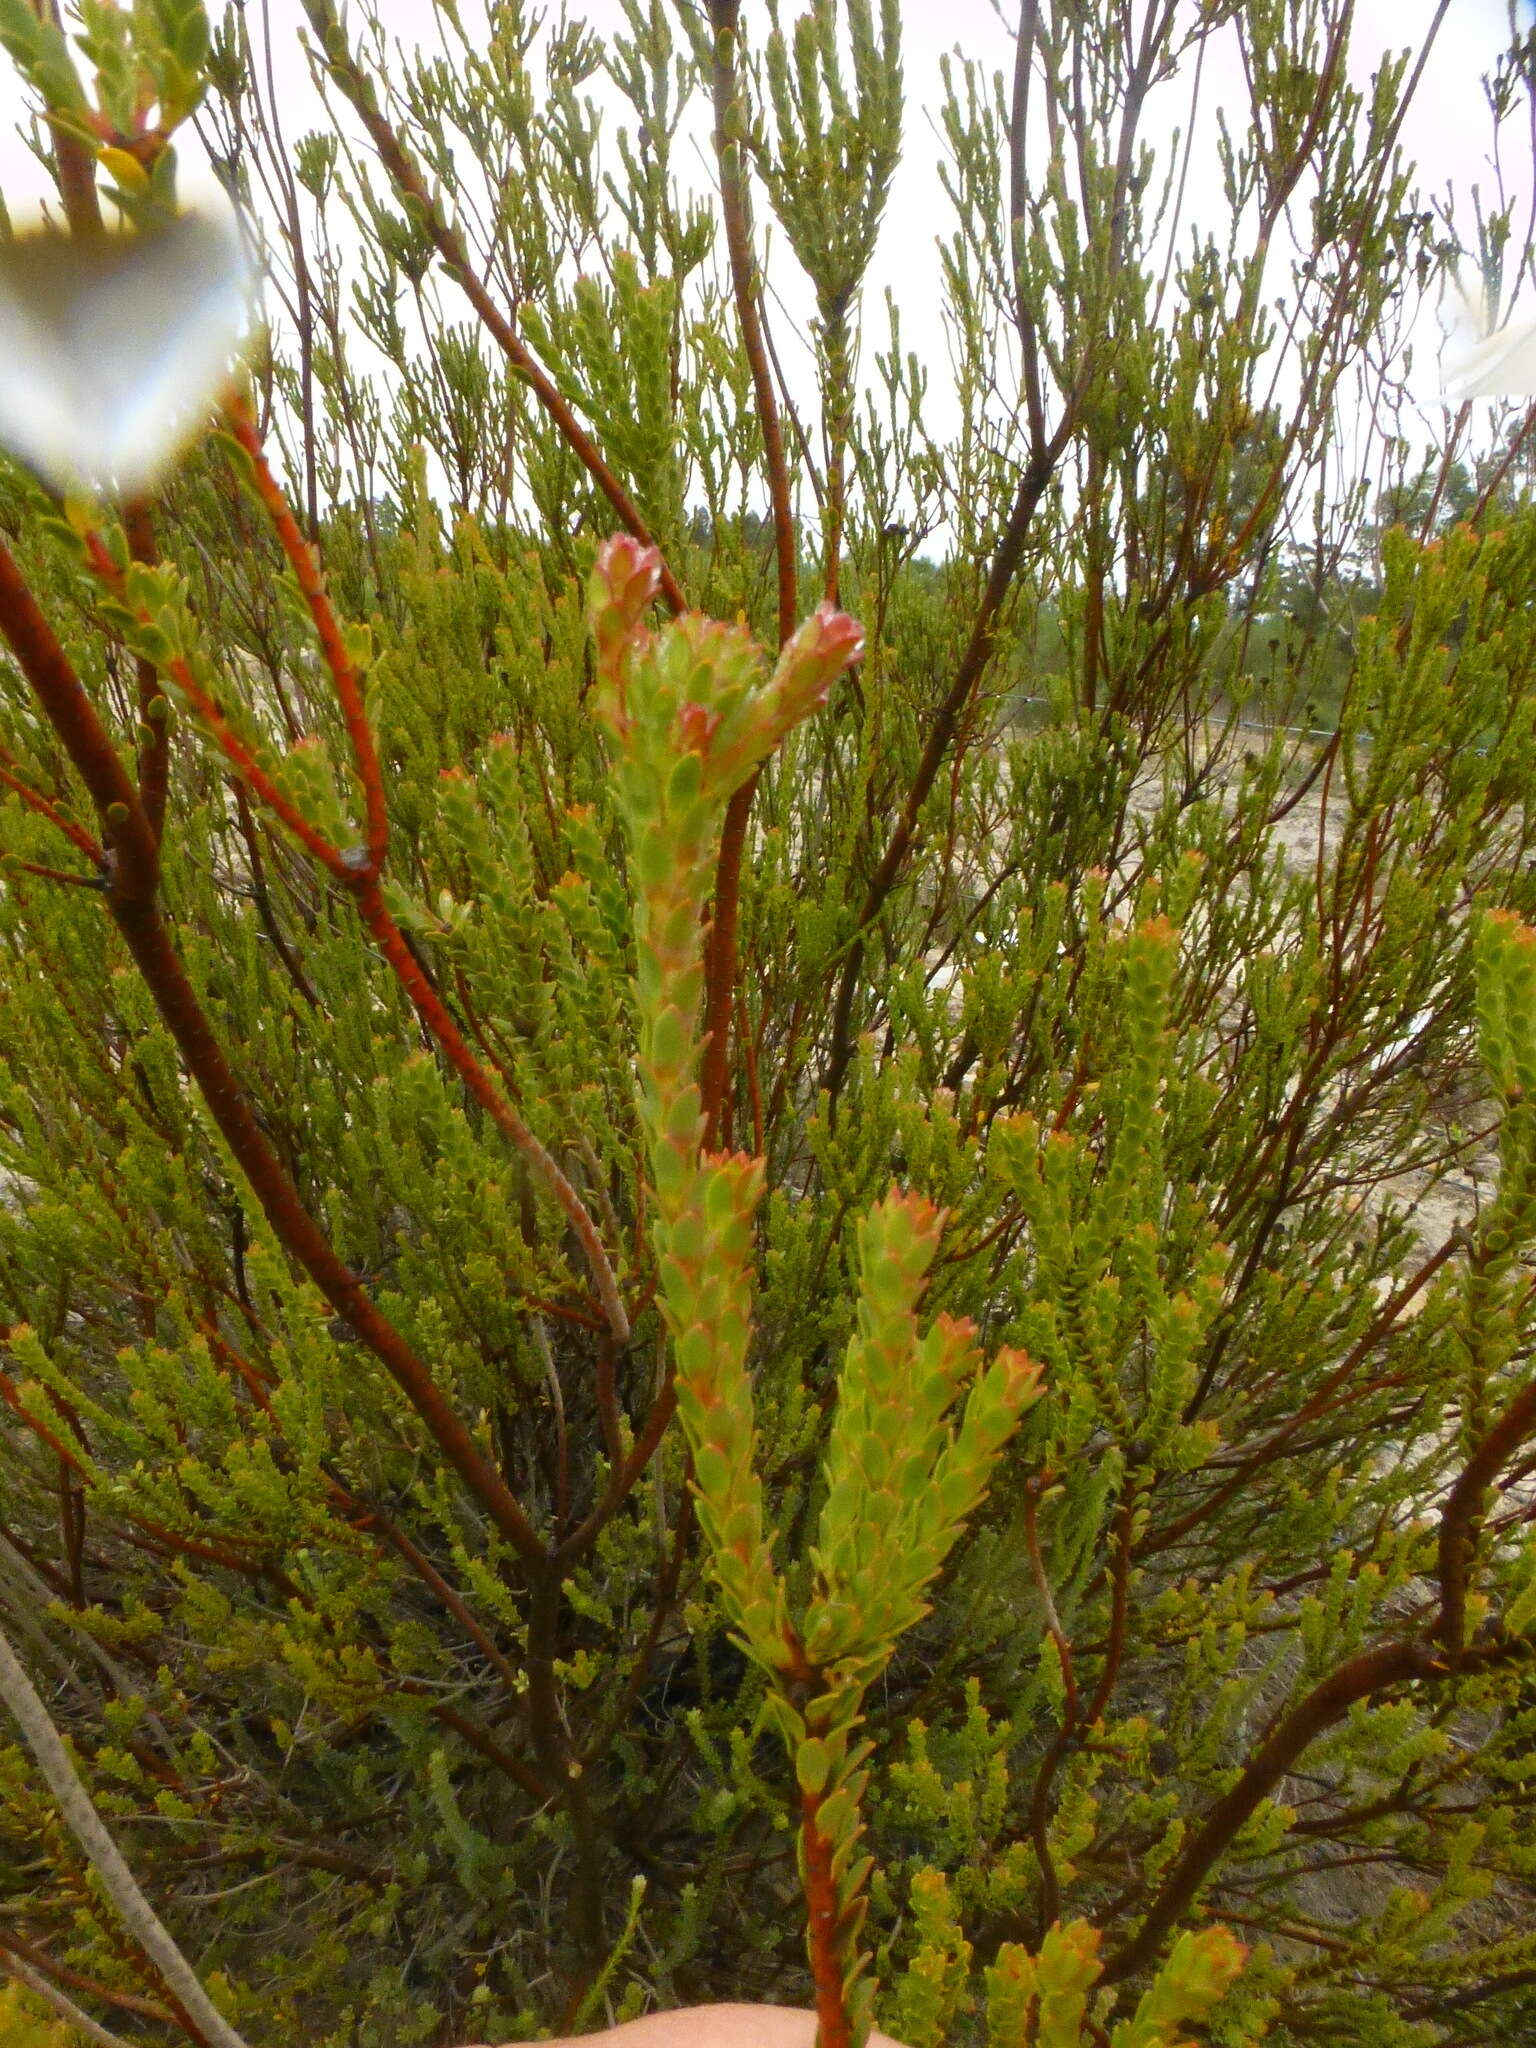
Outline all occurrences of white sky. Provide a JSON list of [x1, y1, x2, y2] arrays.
[[0, 1, 1530, 499], [0, 4, 1523, 281]]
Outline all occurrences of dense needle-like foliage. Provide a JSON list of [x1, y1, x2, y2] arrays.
[[3, 2, 1536, 2045]]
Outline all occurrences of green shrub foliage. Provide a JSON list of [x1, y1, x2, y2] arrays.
[[2, 2, 1536, 2045]]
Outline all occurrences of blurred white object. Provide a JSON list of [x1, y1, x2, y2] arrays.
[[0, 207, 257, 499], [1440, 271, 1536, 400]]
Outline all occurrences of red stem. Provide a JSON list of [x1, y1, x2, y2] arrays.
[[800, 1788, 854, 2048], [0, 541, 550, 1569], [225, 397, 388, 870], [705, 0, 798, 650], [1437, 1365, 1536, 1657], [81, 528, 347, 875], [351, 875, 629, 1344], [80, 483, 628, 1346], [0, 1928, 172, 2026], [1, 858, 103, 888], [0, 754, 104, 866], [555, 1368, 677, 1565], [1023, 1479, 1077, 1933], [697, 0, 800, 1149], [701, 775, 756, 1149], [0, 547, 160, 899], [122, 501, 170, 845], [1101, 1636, 1442, 1985]]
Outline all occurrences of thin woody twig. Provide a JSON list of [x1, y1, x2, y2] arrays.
[[0, 856, 104, 888], [121, 502, 170, 846], [350, 871, 631, 1344], [1023, 1476, 1077, 1935], [0, 751, 105, 866], [823, 452, 1058, 1105], [1100, 1635, 1445, 1987], [0, 1927, 174, 2026], [79, 529, 348, 877], [224, 397, 387, 871], [1437, 1365, 1536, 1658], [705, 0, 798, 653], [298, 0, 686, 616], [0, 1614, 254, 2048], [0, 1950, 143, 2048]]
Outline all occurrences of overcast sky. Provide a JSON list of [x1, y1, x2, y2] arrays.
[[0, 3, 1524, 273], [0, 2, 1530, 470]]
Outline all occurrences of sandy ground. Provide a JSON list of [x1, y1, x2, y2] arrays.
[[1112, 716, 1501, 1263], [925, 715, 1498, 1278]]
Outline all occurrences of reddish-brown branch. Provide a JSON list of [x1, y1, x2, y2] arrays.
[[578, 1488, 696, 1769], [121, 501, 170, 845], [225, 397, 388, 871], [80, 504, 627, 1345], [1140, 1234, 1461, 1561], [0, 1366, 85, 1472], [1024, 1480, 1079, 1726], [171, 1837, 389, 1885], [525, 1293, 607, 1335], [299, 0, 684, 616], [0, 857, 103, 888], [799, 1788, 854, 2048], [419, 1697, 551, 1806], [1023, 1478, 1078, 1933], [1102, 1636, 1443, 1986], [132, 897, 552, 1564], [824, 453, 1060, 1104], [739, 984, 765, 1157], [556, 1369, 678, 1565], [229, 778, 321, 1009], [351, 875, 628, 1344], [0, 751, 105, 866], [80, 528, 348, 877], [198, 1327, 540, 1755], [1407, 1963, 1536, 2022], [696, 2, 800, 1150], [0, 1927, 173, 2026], [1438, 1365, 1536, 1657], [1008, 3, 1047, 450], [0, 544, 550, 1570], [58, 1455, 85, 1607], [525, 1560, 604, 1955], [0, 547, 159, 900], [342, 1504, 530, 1704], [118, 898, 552, 1565], [705, 1, 797, 651], [700, 773, 755, 1150], [1084, 1491, 1135, 1731], [593, 1333, 625, 1471]]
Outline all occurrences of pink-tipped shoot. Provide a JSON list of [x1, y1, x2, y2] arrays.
[[786, 604, 866, 703], [589, 536, 665, 723]]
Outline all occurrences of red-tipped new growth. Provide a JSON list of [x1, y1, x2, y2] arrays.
[[589, 534, 666, 736], [587, 547, 1046, 2048]]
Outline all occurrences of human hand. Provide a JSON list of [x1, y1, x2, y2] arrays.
[[459, 2003, 913, 2048]]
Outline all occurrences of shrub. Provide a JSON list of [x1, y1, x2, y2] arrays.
[[1, 3, 1536, 2045]]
